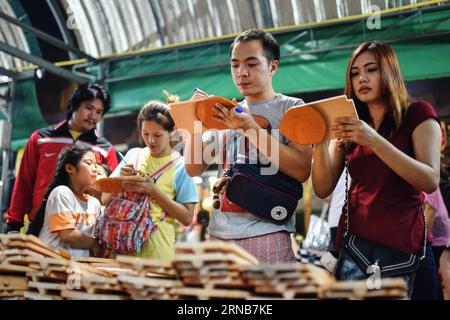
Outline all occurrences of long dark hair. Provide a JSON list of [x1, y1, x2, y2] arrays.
[[345, 41, 411, 138], [27, 145, 94, 236]]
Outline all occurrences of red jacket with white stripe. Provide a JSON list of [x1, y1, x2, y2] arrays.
[[6, 120, 119, 231]]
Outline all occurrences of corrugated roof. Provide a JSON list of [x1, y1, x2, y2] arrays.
[[0, 0, 433, 70], [0, 0, 31, 70]]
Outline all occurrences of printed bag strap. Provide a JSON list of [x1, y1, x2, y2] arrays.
[[147, 155, 182, 181], [128, 150, 179, 208], [128, 149, 149, 207], [147, 155, 182, 224], [140, 155, 182, 214]]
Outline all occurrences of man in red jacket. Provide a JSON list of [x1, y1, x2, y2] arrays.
[[6, 83, 119, 233]]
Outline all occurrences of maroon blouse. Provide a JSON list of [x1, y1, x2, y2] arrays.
[[335, 101, 439, 254]]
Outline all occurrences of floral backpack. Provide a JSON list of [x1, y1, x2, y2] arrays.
[[94, 150, 180, 254]]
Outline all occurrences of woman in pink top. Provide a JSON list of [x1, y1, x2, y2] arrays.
[[424, 188, 450, 299]]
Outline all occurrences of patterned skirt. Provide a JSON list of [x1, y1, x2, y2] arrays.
[[209, 231, 296, 264]]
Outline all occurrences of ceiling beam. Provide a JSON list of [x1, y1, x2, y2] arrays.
[[46, 0, 79, 61], [0, 66, 17, 79], [148, 0, 166, 46], [0, 10, 98, 63], [0, 41, 90, 83]]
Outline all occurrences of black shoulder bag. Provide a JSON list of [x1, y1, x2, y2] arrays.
[[221, 131, 303, 225], [225, 162, 303, 224]]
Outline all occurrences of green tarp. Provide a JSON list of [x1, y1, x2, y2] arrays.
[[10, 80, 48, 151], [8, 7, 450, 150], [107, 8, 450, 112]]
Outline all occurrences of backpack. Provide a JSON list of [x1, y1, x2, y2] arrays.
[[94, 150, 180, 254]]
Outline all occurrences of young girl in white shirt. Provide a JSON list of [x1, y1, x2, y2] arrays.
[[36, 145, 107, 258]]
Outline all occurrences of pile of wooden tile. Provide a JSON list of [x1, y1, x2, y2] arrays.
[[320, 277, 408, 300], [0, 234, 69, 300], [24, 256, 71, 300], [116, 255, 181, 300], [241, 263, 334, 299], [1, 235, 409, 300], [169, 242, 258, 299], [60, 266, 130, 300], [0, 234, 130, 300]]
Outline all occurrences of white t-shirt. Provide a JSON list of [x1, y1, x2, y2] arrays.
[[38, 185, 102, 257], [327, 170, 348, 228]]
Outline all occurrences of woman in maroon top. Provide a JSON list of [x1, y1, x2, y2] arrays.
[[312, 41, 441, 299]]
